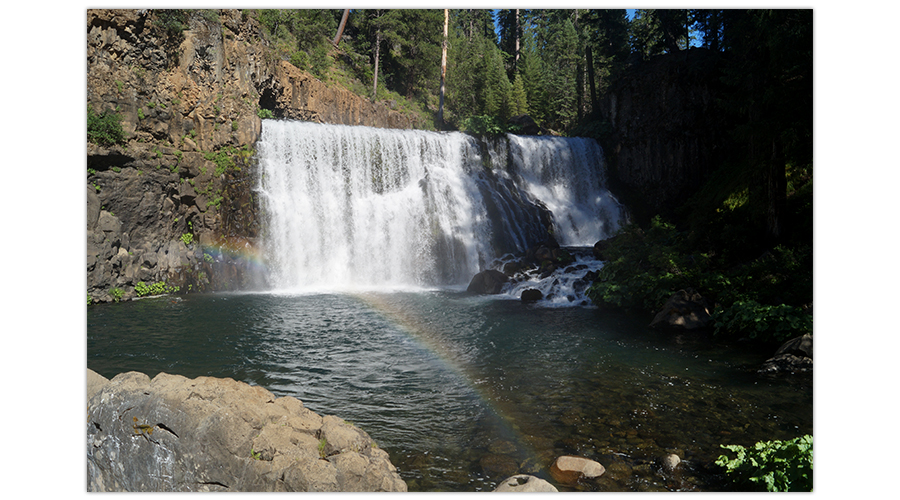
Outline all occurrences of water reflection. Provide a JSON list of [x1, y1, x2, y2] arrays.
[[88, 291, 811, 491]]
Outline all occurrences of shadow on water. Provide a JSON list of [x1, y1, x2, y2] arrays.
[[87, 291, 811, 492]]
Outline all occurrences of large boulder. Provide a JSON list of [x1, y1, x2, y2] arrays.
[[758, 334, 813, 374], [466, 270, 509, 294], [649, 288, 712, 330], [86, 369, 407, 492], [549, 455, 605, 486], [493, 474, 559, 492]]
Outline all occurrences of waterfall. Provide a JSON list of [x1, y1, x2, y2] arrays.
[[256, 121, 622, 290]]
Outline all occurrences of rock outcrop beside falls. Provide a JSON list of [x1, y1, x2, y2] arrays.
[[86, 369, 407, 492], [86, 9, 415, 302]]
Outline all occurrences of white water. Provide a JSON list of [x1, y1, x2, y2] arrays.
[[256, 121, 623, 290]]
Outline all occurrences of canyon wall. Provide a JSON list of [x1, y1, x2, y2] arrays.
[[86, 9, 415, 303], [597, 48, 727, 223]]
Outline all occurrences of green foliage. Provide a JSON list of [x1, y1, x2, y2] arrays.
[[204, 148, 236, 176], [250, 448, 262, 460], [87, 107, 126, 146], [716, 435, 812, 492], [181, 233, 194, 246], [712, 300, 811, 343], [109, 287, 124, 302], [318, 438, 328, 458], [585, 216, 812, 343], [257, 108, 275, 119], [134, 281, 180, 297], [460, 115, 507, 137]]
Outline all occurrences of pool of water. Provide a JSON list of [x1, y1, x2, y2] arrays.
[[87, 290, 812, 491]]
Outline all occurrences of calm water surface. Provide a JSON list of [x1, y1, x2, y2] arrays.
[[87, 291, 812, 491]]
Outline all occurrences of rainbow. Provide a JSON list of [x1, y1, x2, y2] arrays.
[[352, 291, 546, 473]]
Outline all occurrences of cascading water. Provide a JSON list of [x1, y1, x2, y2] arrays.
[[506, 135, 622, 246], [256, 121, 623, 291]]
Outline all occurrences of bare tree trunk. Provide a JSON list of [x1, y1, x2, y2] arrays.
[[372, 30, 381, 101], [586, 45, 597, 112], [333, 9, 350, 46], [438, 9, 449, 128], [513, 9, 520, 75]]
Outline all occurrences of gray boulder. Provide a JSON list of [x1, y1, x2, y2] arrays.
[[759, 334, 813, 374], [494, 474, 558, 492], [467, 270, 509, 294], [86, 369, 407, 492], [649, 288, 711, 330]]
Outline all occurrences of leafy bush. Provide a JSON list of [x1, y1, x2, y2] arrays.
[[87, 107, 126, 146], [181, 233, 194, 246], [134, 281, 180, 297], [109, 287, 124, 302], [461, 115, 507, 136], [257, 108, 275, 119], [716, 435, 812, 492], [711, 300, 812, 343]]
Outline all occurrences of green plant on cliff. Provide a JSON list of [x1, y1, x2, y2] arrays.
[[716, 435, 812, 492], [87, 107, 126, 146], [134, 281, 180, 297], [109, 287, 124, 302], [181, 233, 194, 246]]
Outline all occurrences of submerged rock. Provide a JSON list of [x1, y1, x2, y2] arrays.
[[86, 369, 407, 492], [493, 474, 558, 492]]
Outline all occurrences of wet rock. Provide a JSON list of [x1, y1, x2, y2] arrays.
[[466, 270, 509, 294], [659, 453, 681, 473], [549, 456, 605, 485], [493, 474, 558, 492], [759, 334, 813, 374], [649, 288, 711, 330], [520, 288, 543, 302], [480, 454, 519, 479]]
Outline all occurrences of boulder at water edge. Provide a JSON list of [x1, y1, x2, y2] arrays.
[[649, 288, 712, 330], [494, 474, 559, 492], [549, 455, 606, 485], [758, 334, 813, 374], [86, 369, 407, 492], [521, 288, 543, 302], [467, 269, 509, 294]]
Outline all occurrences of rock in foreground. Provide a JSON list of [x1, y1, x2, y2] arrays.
[[86, 369, 407, 492], [494, 474, 559, 492], [549, 455, 606, 486]]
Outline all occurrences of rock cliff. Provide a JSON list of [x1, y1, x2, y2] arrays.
[[87, 369, 408, 492], [598, 48, 727, 222], [86, 9, 415, 302]]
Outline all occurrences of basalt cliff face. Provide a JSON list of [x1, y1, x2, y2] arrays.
[[598, 48, 727, 223], [86, 9, 415, 303]]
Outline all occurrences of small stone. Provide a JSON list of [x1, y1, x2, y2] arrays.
[[660, 453, 681, 473]]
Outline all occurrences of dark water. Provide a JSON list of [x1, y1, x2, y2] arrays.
[[87, 291, 812, 491]]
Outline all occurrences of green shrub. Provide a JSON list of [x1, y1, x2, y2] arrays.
[[134, 281, 180, 297], [181, 233, 194, 246], [290, 50, 311, 70], [711, 300, 812, 343], [87, 107, 126, 146], [109, 287, 124, 302], [716, 435, 812, 492], [257, 108, 275, 119], [461, 115, 507, 136]]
